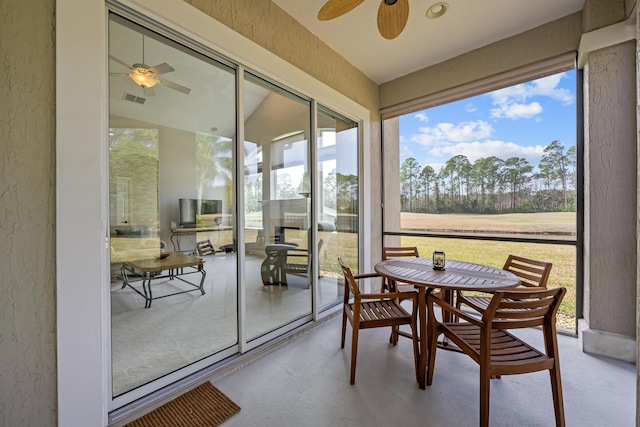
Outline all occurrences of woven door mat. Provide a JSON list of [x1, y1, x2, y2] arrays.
[[126, 382, 240, 427]]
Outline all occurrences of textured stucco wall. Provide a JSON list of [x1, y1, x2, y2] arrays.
[[0, 0, 57, 425], [584, 41, 637, 337], [582, 0, 628, 32]]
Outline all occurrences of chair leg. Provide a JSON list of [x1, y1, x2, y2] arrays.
[[349, 325, 360, 385], [389, 325, 398, 345], [341, 309, 347, 349], [426, 297, 439, 386], [426, 324, 438, 386], [549, 364, 566, 427], [411, 322, 419, 382], [479, 367, 490, 427]]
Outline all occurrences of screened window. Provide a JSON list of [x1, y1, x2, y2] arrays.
[[383, 68, 579, 331]]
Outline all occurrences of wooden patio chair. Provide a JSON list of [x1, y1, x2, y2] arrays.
[[338, 258, 419, 385], [196, 239, 217, 256], [427, 287, 566, 427], [380, 246, 420, 342], [284, 237, 324, 285], [456, 254, 552, 315], [380, 246, 420, 293]]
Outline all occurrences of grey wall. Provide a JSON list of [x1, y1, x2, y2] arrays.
[[0, 0, 58, 425], [583, 41, 637, 338]]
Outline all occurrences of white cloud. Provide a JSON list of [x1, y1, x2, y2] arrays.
[[491, 101, 543, 119], [466, 103, 477, 113], [488, 72, 574, 120], [411, 120, 493, 147], [414, 112, 429, 122], [429, 140, 546, 164]]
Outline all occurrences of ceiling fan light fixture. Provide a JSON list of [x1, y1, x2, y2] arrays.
[[426, 2, 448, 19], [129, 69, 159, 88]]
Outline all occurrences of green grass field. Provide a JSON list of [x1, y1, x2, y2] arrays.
[[320, 212, 577, 329], [245, 211, 577, 327]]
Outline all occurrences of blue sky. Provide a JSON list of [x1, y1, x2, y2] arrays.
[[399, 69, 577, 173]]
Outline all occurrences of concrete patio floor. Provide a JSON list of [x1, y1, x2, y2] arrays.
[[212, 314, 636, 427]]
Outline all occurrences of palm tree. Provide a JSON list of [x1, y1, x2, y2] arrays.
[[195, 134, 234, 209]]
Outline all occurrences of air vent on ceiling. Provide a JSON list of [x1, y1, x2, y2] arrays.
[[122, 92, 146, 105]]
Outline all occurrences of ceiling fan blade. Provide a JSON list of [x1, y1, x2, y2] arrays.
[[109, 55, 134, 71], [377, 0, 409, 40], [146, 63, 175, 75], [157, 78, 191, 95], [142, 86, 156, 97], [317, 0, 365, 21]]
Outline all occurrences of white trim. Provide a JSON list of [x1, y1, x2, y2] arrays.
[[56, 0, 110, 425], [236, 64, 247, 354], [578, 16, 637, 68]]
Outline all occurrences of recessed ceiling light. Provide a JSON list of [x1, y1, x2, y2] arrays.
[[426, 2, 448, 19]]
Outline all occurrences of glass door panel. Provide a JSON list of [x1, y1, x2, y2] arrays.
[[108, 14, 237, 398], [316, 106, 359, 309], [243, 72, 312, 340]]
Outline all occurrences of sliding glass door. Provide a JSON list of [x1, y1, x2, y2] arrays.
[[107, 11, 361, 407], [316, 106, 359, 309], [108, 14, 238, 398], [243, 73, 313, 341]]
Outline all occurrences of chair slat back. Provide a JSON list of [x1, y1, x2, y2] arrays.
[[382, 246, 419, 260], [197, 239, 216, 256], [339, 257, 360, 297], [503, 254, 552, 288], [484, 288, 565, 330], [381, 247, 420, 293]]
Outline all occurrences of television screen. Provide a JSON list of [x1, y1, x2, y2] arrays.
[[201, 199, 222, 215]]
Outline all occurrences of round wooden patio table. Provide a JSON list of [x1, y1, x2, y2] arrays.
[[374, 257, 520, 389]]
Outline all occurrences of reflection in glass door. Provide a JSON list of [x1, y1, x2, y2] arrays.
[[243, 73, 312, 340], [316, 106, 359, 310], [108, 14, 238, 399], [107, 11, 363, 407]]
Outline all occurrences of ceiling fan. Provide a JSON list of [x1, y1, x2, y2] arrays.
[[109, 55, 191, 97], [318, 0, 409, 40]]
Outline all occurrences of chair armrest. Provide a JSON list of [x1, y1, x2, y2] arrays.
[[428, 293, 483, 326], [284, 248, 309, 256], [508, 286, 547, 293], [353, 272, 382, 280], [359, 291, 416, 301]]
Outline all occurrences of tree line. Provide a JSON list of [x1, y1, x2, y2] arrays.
[[401, 140, 576, 214]]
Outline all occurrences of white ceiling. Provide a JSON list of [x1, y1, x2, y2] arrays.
[[272, 0, 585, 84]]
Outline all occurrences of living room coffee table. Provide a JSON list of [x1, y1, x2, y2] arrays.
[[121, 252, 206, 308]]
